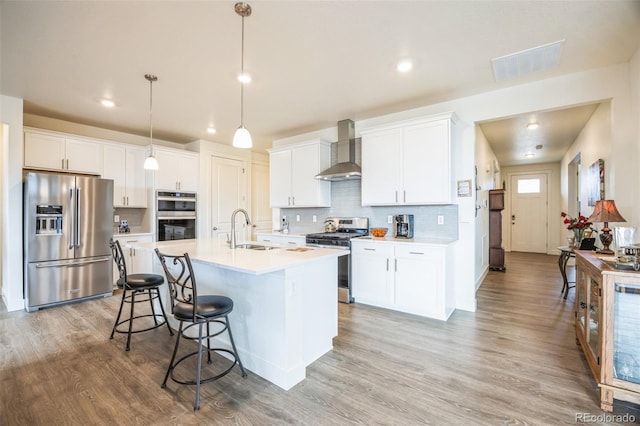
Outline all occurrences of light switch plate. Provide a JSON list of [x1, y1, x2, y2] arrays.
[[387, 215, 393, 224], [437, 215, 444, 225], [114, 214, 120, 223]]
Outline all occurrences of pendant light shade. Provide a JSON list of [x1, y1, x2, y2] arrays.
[[143, 154, 159, 170], [233, 2, 252, 149], [233, 126, 252, 148], [144, 74, 159, 170]]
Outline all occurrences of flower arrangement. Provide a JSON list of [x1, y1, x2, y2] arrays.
[[561, 212, 596, 247], [560, 212, 594, 231]]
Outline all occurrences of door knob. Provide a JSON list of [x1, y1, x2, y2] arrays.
[[212, 227, 218, 230]]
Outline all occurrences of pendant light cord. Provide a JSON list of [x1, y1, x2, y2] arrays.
[[239, 14, 245, 128], [149, 77, 154, 154]]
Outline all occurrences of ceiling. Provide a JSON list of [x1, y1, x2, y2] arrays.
[[2, 1, 639, 160]]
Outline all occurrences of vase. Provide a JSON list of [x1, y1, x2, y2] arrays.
[[573, 229, 584, 246]]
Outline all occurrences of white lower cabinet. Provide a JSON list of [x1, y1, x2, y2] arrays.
[[352, 240, 454, 320], [112, 234, 154, 286], [256, 233, 306, 247]]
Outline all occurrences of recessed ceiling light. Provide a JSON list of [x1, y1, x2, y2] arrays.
[[535, 144, 543, 150], [100, 99, 115, 108], [396, 60, 413, 73], [207, 127, 217, 134], [526, 121, 539, 130], [238, 73, 252, 84], [524, 151, 535, 158]]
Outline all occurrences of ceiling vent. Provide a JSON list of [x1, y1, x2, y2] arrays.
[[491, 40, 565, 82]]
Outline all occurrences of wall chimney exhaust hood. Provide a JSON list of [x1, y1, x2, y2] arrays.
[[315, 119, 361, 181]]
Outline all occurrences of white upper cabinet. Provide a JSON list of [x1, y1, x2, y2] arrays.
[[102, 144, 147, 207], [24, 130, 102, 175], [154, 147, 199, 192], [360, 113, 457, 206], [268, 139, 331, 208]]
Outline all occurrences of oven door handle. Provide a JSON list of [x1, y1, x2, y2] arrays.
[[157, 196, 197, 203], [157, 215, 197, 220]]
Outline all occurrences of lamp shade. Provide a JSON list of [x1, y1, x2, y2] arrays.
[[143, 154, 159, 170], [587, 200, 626, 225], [233, 126, 252, 148]]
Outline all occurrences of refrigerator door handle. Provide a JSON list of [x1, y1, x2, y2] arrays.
[[35, 257, 111, 269], [68, 188, 75, 249], [75, 188, 82, 248]]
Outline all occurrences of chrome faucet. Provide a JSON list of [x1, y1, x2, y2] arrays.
[[230, 208, 252, 249]]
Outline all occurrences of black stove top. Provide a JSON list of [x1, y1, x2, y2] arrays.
[[305, 217, 369, 247], [305, 230, 367, 240]]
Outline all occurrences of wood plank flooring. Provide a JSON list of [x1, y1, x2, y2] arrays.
[[2, 252, 639, 425]]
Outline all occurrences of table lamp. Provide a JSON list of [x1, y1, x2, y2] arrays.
[[587, 200, 626, 255]]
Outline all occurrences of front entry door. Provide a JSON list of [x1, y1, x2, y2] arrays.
[[510, 173, 548, 253], [211, 156, 248, 241]]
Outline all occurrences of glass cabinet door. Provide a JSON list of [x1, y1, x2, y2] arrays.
[[588, 276, 600, 356], [613, 283, 640, 384], [577, 269, 586, 332]]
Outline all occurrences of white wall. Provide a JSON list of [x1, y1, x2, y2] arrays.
[[474, 127, 499, 288], [1, 95, 24, 311]]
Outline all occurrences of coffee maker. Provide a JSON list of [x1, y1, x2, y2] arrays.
[[393, 214, 414, 238]]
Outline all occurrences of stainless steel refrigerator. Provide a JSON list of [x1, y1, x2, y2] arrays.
[[24, 172, 114, 312]]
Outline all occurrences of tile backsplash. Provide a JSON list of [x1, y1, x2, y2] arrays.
[[280, 180, 458, 239]]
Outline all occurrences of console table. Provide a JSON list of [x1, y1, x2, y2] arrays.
[[557, 246, 575, 299]]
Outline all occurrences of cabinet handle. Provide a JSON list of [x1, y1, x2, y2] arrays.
[[394, 258, 398, 272], [395, 191, 398, 203], [292, 196, 295, 206], [122, 196, 126, 205], [126, 196, 129, 206], [288, 196, 291, 206], [66, 159, 69, 169], [386, 258, 389, 271], [262, 238, 271, 242], [287, 241, 296, 245], [62, 159, 65, 169], [364, 248, 376, 251], [409, 251, 424, 255], [403, 190, 406, 203]]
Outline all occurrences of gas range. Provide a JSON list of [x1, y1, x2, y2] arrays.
[[305, 217, 369, 304], [305, 217, 369, 248]]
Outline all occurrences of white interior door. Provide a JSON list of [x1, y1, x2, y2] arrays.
[[251, 162, 271, 239], [211, 156, 248, 241], [510, 173, 548, 253]]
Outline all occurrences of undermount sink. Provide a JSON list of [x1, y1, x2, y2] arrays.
[[234, 243, 276, 251]]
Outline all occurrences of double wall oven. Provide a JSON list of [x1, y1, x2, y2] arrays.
[[156, 191, 197, 241], [306, 217, 369, 304]]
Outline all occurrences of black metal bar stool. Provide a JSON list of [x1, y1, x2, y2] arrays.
[[109, 238, 173, 351], [155, 249, 247, 411]]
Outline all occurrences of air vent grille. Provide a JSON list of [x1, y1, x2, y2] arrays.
[[491, 40, 565, 82]]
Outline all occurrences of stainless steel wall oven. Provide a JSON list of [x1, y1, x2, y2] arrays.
[[156, 191, 197, 241]]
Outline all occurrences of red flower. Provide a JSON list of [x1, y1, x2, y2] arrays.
[[560, 212, 594, 231]]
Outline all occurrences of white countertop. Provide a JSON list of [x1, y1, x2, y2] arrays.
[[353, 236, 457, 245], [128, 238, 347, 275]]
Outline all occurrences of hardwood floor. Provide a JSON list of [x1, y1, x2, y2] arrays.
[[2, 252, 639, 425]]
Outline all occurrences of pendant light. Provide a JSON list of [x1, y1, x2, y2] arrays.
[[232, 2, 252, 149], [143, 74, 159, 170]]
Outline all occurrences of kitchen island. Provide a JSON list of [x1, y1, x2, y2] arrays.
[[128, 238, 347, 390]]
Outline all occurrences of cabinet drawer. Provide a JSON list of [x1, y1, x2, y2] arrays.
[[351, 242, 394, 257], [395, 244, 443, 260]]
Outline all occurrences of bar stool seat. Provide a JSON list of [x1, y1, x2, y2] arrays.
[[109, 238, 174, 351]]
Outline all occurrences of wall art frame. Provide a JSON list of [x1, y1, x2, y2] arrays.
[[587, 158, 605, 207]]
